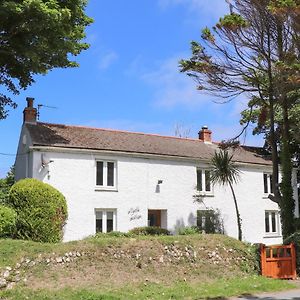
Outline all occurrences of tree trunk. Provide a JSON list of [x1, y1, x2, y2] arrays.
[[280, 98, 295, 238], [268, 95, 281, 205], [277, 19, 295, 238], [229, 182, 242, 241]]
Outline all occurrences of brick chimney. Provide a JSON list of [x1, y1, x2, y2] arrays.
[[198, 126, 212, 143], [23, 97, 37, 124]]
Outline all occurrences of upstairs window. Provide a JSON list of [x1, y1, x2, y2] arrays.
[[263, 173, 273, 194], [197, 169, 212, 193], [96, 160, 116, 189]]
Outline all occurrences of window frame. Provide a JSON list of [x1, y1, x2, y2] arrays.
[[95, 209, 117, 233], [264, 210, 280, 237], [196, 209, 223, 234], [263, 173, 274, 196], [95, 160, 117, 191], [196, 168, 213, 195]]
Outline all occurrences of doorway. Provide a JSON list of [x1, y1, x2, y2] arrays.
[[148, 210, 161, 227]]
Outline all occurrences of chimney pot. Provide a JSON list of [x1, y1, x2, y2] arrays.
[[26, 97, 34, 108], [23, 97, 37, 124], [199, 126, 212, 143]]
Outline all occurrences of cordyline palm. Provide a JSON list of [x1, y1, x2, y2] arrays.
[[210, 150, 242, 241]]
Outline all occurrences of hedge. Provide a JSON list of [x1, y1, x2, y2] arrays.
[[129, 226, 170, 236], [0, 205, 16, 237], [8, 178, 67, 243], [284, 231, 300, 274]]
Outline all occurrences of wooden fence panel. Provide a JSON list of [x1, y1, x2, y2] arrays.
[[260, 243, 296, 279]]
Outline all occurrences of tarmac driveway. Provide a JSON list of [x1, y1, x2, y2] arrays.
[[230, 288, 300, 300]]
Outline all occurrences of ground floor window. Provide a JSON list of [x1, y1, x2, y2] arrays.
[[95, 209, 116, 233], [196, 210, 224, 234], [265, 211, 279, 235]]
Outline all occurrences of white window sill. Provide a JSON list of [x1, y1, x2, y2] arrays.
[[197, 192, 214, 198], [262, 193, 274, 199], [264, 234, 282, 238], [94, 186, 118, 192]]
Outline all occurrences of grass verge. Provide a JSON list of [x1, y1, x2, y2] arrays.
[[0, 276, 294, 300]]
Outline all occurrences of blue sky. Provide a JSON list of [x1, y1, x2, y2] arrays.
[[0, 0, 263, 177]]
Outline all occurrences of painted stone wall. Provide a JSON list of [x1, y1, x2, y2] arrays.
[[27, 149, 298, 245]]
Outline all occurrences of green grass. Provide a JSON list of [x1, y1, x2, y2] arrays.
[[0, 238, 82, 268], [0, 276, 294, 300], [0, 236, 126, 269], [0, 234, 244, 268], [0, 235, 296, 299]]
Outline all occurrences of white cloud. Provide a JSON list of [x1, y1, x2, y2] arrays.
[[158, 0, 229, 20], [99, 51, 119, 70], [210, 123, 263, 146], [124, 55, 145, 77], [141, 54, 213, 109]]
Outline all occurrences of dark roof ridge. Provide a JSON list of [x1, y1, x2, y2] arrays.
[[36, 121, 207, 143]]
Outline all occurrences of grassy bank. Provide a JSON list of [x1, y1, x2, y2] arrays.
[[0, 234, 295, 299], [1, 276, 293, 300]]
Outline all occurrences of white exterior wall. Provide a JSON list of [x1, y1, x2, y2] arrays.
[[15, 127, 33, 181], [27, 149, 297, 245]]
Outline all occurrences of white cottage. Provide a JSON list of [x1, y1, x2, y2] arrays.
[[15, 98, 299, 244]]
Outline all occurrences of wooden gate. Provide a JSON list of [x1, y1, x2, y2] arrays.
[[260, 243, 296, 279]]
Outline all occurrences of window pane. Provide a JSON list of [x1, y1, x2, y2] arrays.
[[270, 175, 273, 193], [96, 211, 103, 219], [205, 215, 214, 233], [96, 220, 103, 232], [96, 211, 103, 233], [205, 170, 211, 192], [271, 212, 276, 232], [106, 211, 114, 232], [96, 162, 104, 186], [107, 211, 113, 220], [197, 169, 202, 191], [107, 162, 114, 186], [265, 212, 270, 232], [196, 210, 203, 228], [197, 210, 216, 233], [263, 174, 268, 193]]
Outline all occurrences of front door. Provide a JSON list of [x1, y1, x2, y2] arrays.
[[148, 210, 161, 227]]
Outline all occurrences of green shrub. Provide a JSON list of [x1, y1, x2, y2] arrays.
[[294, 218, 300, 231], [0, 205, 16, 237], [178, 226, 201, 235], [94, 231, 131, 238], [284, 231, 300, 274], [8, 178, 67, 243], [129, 226, 170, 236]]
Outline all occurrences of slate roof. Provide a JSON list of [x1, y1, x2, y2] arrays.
[[25, 122, 272, 166]]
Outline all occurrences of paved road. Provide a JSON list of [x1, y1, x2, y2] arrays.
[[230, 288, 300, 300]]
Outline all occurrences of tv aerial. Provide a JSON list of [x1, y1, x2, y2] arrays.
[[37, 104, 58, 120]]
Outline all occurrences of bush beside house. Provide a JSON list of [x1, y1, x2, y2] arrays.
[[129, 226, 170, 236], [0, 205, 16, 237], [284, 231, 300, 274], [8, 178, 68, 243]]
